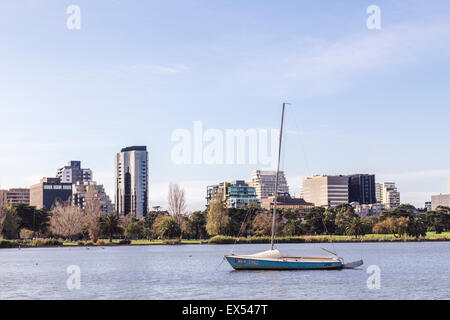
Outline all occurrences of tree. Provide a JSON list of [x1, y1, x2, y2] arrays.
[[373, 217, 409, 238], [304, 207, 326, 235], [426, 208, 450, 234], [334, 204, 358, 235], [100, 213, 123, 243], [184, 211, 208, 239], [14, 204, 51, 237], [346, 217, 365, 239], [407, 216, 427, 238], [251, 212, 272, 236], [1, 205, 20, 239], [284, 219, 305, 236], [168, 183, 188, 234], [0, 206, 7, 236], [84, 187, 104, 242], [50, 201, 85, 240], [124, 219, 145, 239], [151, 215, 171, 238], [160, 219, 182, 239], [206, 198, 229, 236], [143, 210, 167, 238]]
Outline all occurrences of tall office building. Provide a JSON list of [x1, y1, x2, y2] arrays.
[[115, 146, 148, 217], [300, 175, 349, 207], [376, 182, 400, 209], [250, 170, 289, 199], [29, 178, 72, 210], [348, 174, 376, 205], [57, 161, 92, 184]]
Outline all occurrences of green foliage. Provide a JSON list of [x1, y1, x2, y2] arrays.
[[304, 207, 327, 235], [184, 211, 208, 239], [2, 206, 20, 239], [426, 208, 450, 234], [206, 199, 229, 236], [407, 216, 427, 238], [283, 219, 305, 236], [14, 204, 51, 236], [160, 219, 182, 239], [124, 220, 145, 239], [100, 214, 123, 242], [0, 239, 19, 248], [345, 217, 366, 238]]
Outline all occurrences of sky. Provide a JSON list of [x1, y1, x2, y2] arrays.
[[0, 0, 449, 211]]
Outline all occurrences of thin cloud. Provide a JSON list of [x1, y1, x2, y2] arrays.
[[240, 19, 450, 97]]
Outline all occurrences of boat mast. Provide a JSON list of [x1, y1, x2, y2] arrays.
[[271, 102, 288, 251]]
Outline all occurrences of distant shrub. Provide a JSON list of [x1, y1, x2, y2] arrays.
[[31, 239, 62, 247], [96, 240, 106, 246], [20, 229, 34, 239], [208, 236, 236, 244], [77, 241, 85, 246], [85, 241, 94, 246], [118, 239, 131, 245], [162, 239, 180, 245], [0, 240, 19, 248]]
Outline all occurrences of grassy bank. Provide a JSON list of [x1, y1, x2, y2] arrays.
[[1, 232, 449, 249], [207, 232, 450, 244]]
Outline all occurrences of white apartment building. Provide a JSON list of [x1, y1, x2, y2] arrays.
[[376, 182, 400, 209], [431, 194, 450, 210], [57, 161, 92, 184], [115, 146, 148, 217], [250, 170, 289, 199], [300, 175, 349, 207], [72, 181, 114, 214]]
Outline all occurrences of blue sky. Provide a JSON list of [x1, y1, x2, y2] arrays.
[[0, 0, 449, 210]]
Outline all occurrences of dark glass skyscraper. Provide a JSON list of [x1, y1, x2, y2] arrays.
[[115, 146, 149, 217], [348, 174, 376, 205]]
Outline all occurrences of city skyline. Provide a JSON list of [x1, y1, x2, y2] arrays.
[[1, 1, 450, 210]]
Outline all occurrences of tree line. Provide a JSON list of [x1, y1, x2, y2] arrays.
[[1, 186, 449, 242]]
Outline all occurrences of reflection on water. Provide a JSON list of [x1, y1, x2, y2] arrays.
[[0, 242, 449, 299]]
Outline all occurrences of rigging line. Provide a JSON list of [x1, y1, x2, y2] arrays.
[[229, 206, 254, 255], [321, 209, 338, 256]]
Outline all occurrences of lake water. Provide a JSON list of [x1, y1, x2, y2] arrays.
[[0, 242, 449, 300]]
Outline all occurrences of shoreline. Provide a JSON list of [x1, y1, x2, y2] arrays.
[[1, 233, 449, 249]]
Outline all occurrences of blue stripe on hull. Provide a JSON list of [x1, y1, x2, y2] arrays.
[[225, 256, 342, 270]]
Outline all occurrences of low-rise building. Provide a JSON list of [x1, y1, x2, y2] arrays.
[[29, 178, 72, 210], [351, 202, 386, 217], [0, 188, 30, 206], [260, 195, 313, 213], [431, 194, 450, 210]]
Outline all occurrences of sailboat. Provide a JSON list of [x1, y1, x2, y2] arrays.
[[224, 103, 363, 270]]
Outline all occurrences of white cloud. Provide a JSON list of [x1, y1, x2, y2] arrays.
[[127, 64, 189, 76], [241, 20, 450, 97]]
